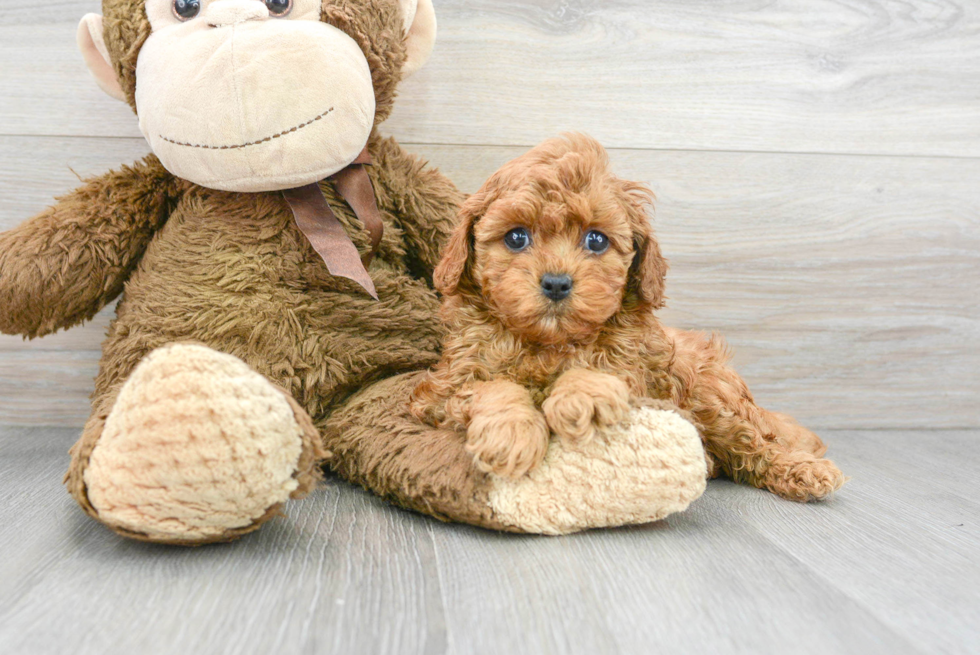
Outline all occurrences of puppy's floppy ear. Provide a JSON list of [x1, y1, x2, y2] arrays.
[[631, 231, 668, 309], [623, 182, 668, 309], [433, 192, 486, 296]]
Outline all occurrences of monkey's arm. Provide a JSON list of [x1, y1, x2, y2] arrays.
[[0, 155, 185, 338], [373, 136, 465, 282]]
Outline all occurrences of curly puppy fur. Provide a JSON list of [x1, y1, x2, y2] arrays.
[[411, 134, 845, 500]]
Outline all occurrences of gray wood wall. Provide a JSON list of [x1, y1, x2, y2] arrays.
[[1, 0, 978, 431]]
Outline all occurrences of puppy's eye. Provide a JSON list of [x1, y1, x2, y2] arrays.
[[584, 230, 610, 254], [172, 0, 201, 20], [504, 227, 531, 252]]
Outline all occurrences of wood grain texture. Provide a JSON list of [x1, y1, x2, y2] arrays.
[[0, 425, 976, 655], [1, 1, 979, 157], [2, 137, 977, 429], [713, 431, 980, 655]]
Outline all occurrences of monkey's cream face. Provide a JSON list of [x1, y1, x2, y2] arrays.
[[135, 0, 376, 192]]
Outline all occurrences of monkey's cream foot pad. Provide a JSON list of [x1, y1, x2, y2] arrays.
[[83, 344, 323, 543], [322, 373, 708, 535], [488, 405, 708, 534]]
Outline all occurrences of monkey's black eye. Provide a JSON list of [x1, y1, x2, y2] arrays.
[[172, 0, 201, 20], [584, 230, 610, 254], [265, 0, 292, 16], [504, 228, 531, 252]]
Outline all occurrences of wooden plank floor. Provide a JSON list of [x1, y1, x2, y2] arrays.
[[1, 0, 978, 654], [0, 427, 977, 655]]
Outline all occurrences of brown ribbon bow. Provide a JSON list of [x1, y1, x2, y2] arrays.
[[282, 146, 383, 300]]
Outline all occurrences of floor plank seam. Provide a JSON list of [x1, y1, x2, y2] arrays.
[[423, 523, 451, 655], [734, 512, 934, 655]]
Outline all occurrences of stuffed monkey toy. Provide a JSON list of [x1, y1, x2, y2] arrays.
[[0, 0, 709, 544]]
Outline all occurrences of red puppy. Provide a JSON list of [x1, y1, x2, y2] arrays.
[[411, 134, 845, 501]]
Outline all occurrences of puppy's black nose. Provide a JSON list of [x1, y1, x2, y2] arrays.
[[540, 273, 573, 301]]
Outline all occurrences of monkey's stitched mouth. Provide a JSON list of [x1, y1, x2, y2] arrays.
[[158, 107, 335, 151]]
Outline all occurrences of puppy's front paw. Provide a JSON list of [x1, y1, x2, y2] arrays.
[[543, 370, 631, 447], [466, 406, 550, 480]]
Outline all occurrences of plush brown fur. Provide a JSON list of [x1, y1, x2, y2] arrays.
[[0, 157, 187, 338], [411, 134, 846, 500], [0, 0, 472, 542], [321, 371, 513, 531]]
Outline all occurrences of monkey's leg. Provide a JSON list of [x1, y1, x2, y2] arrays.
[[65, 343, 326, 545], [666, 327, 846, 502], [322, 373, 708, 535]]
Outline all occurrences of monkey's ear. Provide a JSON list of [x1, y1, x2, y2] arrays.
[[399, 0, 437, 77], [77, 14, 126, 103], [433, 193, 485, 297]]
